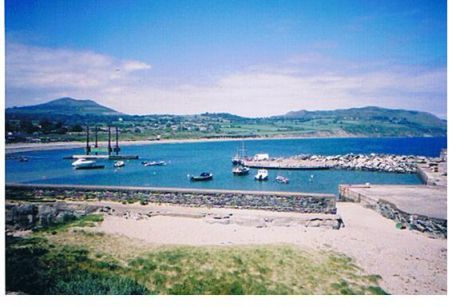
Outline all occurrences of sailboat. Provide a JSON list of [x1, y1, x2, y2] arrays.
[[232, 142, 247, 165]]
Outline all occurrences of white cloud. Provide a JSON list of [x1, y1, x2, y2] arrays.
[[6, 43, 151, 90], [6, 43, 446, 117]]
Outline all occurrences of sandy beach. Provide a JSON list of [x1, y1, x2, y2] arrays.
[[95, 201, 447, 295]]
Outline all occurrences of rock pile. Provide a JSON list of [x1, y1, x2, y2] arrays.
[[377, 200, 447, 238], [296, 153, 435, 173]]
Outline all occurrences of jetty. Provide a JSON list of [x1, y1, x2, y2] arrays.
[[339, 150, 447, 237], [241, 153, 439, 173], [242, 160, 329, 170]]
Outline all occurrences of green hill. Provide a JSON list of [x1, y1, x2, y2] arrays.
[[6, 97, 122, 117], [275, 106, 446, 137], [4, 98, 447, 142]]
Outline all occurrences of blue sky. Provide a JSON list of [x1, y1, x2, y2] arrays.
[[5, 0, 447, 117]]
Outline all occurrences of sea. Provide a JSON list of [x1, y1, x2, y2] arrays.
[[5, 137, 447, 195]]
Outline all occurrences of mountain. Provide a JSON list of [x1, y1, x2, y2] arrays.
[[5, 98, 446, 140], [276, 106, 446, 136], [6, 97, 122, 117], [281, 106, 444, 125]]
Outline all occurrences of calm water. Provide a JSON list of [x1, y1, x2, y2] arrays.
[[6, 137, 446, 195]]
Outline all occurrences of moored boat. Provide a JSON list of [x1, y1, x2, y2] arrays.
[[142, 160, 166, 166], [190, 172, 213, 181], [232, 166, 250, 175], [114, 161, 125, 168], [72, 158, 104, 170], [254, 169, 268, 181], [232, 142, 248, 165], [276, 175, 289, 184]]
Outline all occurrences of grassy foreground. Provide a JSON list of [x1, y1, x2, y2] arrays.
[[6, 214, 387, 295]]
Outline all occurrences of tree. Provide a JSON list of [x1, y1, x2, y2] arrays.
[[20, 120, 38, 134], [70, 124, 84, 132], [39, 119, 53, 134]]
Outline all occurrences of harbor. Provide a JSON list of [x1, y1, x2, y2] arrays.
[[6, 137, 439, 195], [4, 138, 448, 295]]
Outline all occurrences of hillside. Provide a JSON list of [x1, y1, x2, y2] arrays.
[[281, 106, 445, 127], [6, 97, 122, 117], [5, 98, 447, 143], [275, 106, 446, 137]]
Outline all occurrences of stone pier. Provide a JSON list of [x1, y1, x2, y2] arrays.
[[339, 184, 447, 237]]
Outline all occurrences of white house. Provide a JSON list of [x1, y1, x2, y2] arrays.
[[254, 153, 269, 161]]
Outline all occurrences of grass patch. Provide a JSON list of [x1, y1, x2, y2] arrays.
[[121, 245, 386, 294], [6, 214, 388, 295], [5, 236, 149, 295]]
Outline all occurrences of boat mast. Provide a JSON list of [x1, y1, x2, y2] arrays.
[[94, 126, 99, 155], [95, 126, 98, 147], [114, 126, 120, 155], [108, 126, 112, 155], [85, 125, 90, 155]]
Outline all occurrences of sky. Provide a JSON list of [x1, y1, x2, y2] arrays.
[[5, 0, 447, 117]]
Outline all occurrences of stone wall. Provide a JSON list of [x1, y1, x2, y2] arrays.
[[6, 184, 337, 214], [5, 202, 99, 232], [339, 184, 447, 238]]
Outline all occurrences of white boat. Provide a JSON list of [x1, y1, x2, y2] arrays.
[[232, 166, 250, 176], [254, 169, 269, 181], [72, 158, 95, 167], [276, 175, 289, 184], [114, 161, 125, 168], [72, 158, 103, 170], [143, 161, 166, 166]]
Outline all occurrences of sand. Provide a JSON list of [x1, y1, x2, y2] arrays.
[[96, 202, 447, 295]]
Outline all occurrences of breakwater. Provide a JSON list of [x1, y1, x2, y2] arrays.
[[6, 184, 337, 214], [243, 153, 441, 173]]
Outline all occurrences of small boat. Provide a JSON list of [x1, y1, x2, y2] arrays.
[[19, 156, 29, 162], [254, 169, 269, 181], [142, 161, 166, 166], [232, 166, 250, 176], [114, 161, 125, 168], [72, 158, 104, 170], [190, 172, 213, 181], [276, 175, 289, 184]]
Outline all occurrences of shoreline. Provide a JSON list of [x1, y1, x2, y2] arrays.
[[5, 135, 445, 154], [98, 201, 448, 294], [7, 199, 445, 294]]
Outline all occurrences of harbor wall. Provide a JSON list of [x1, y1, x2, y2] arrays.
[[6, 184, 337, 214], [416, 165, 430, 184], [339, 185, 447, 238]]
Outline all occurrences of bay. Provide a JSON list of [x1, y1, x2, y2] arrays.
[[6, 137, 446, 195]]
